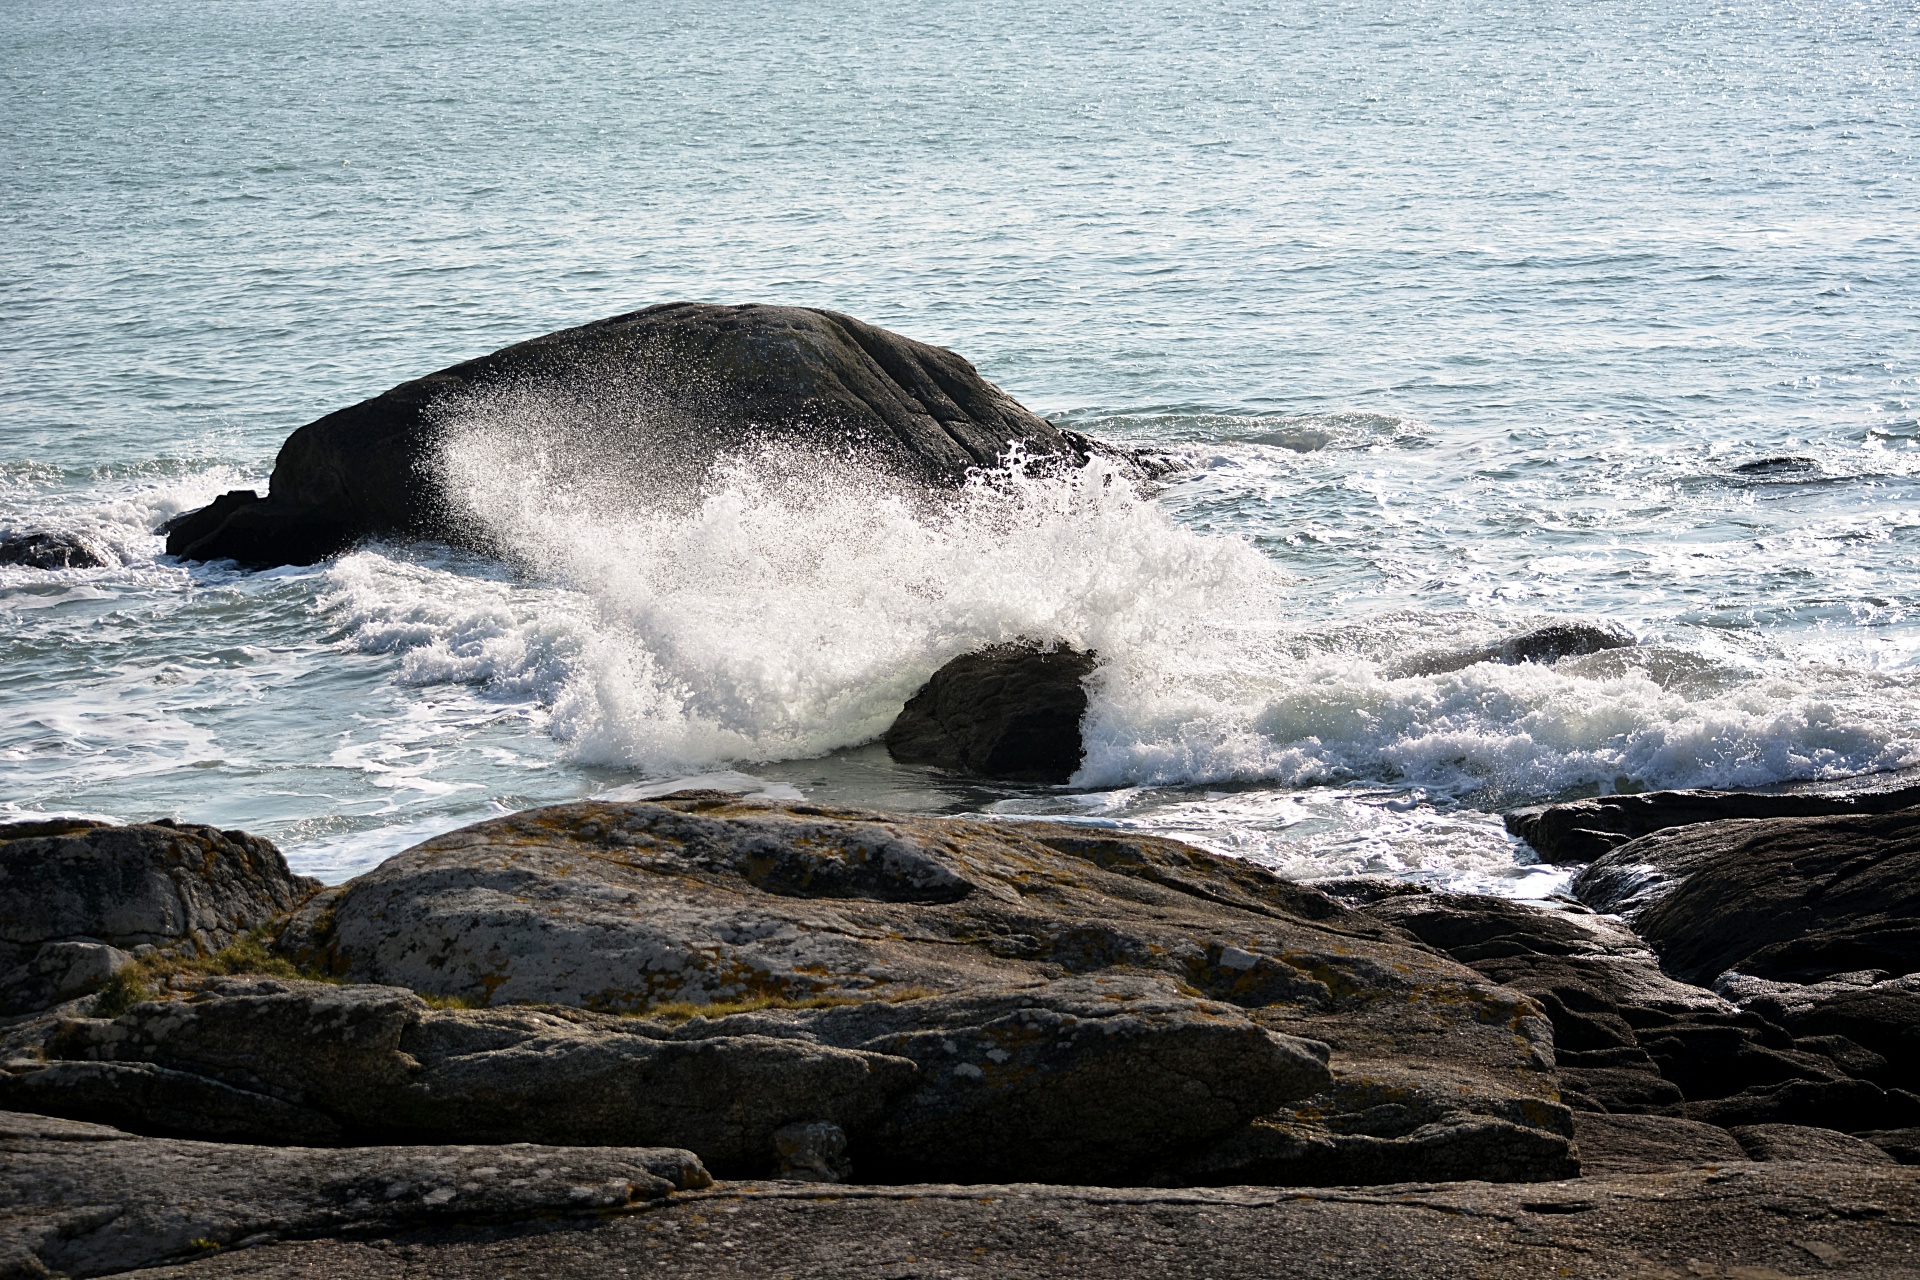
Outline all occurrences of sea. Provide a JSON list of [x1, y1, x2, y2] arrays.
[[4, 0, 1918, 894]]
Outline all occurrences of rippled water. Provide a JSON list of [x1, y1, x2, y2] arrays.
[[4, 0, 1919, 889]]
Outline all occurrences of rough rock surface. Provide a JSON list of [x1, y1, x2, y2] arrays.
[[270, 796, 1576, 1183], [1571, 807, 1920, 986], [1730, 1122, 1898, 1165], [0, 820, 318, 1014], [1360, 891, 1920, 1141], [1568, 1112, 1747, 1174], [0, 531, 110, 570], [0, 1109, 708, 1279], [0, 797, 1576, 1185], [165, 303, 1110, 567], [1506, 774, 1920, 863], [881, 642, 1096, 782], [108, 1165, 1920, 1280]]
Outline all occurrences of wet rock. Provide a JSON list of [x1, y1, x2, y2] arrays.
[[882, 642, 1096, 782], [1388, 621, 1632, 678], [1730, 1123, 1897, 1165], [0, 821, 319, 1015], [1504, 774, 1920, 863], [1496, 623, 1633, 665], [0, 531, 110, 570], [166, 304, 1109, 568], [0, 1109, 707, 1279], [1571, 807, 1920, 985], [1568, 1112, 1747, 1174]]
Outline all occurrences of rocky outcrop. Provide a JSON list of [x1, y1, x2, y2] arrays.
[[882, 642, 1096, 782], [0, 820, 319, 1015], [1568, 1112, 1746, 1174], [2, 797, 1576, 1186], [0, 531, 110, 570], [1571, 807, 1920, 985], [1360, 891, 1920, 1142], [1729, 1122, 1898, 1165], [1389, 622, 1633, 678], [0, 1109, 708, 1279], [165, 304, 1111, 567], [82, 1162, 1920, 1280], [1505, 774, 1920, 863]]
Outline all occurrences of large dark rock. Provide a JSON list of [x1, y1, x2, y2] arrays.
[[882, 642, 1096, 782], [1571, 807, 1920, 985], [5, 797, 1577, 1186], [0, 531, 110, 570], [0, 1109, 708, 1279], [1506, 774, 1920, 863], [0, 820, 319, 1015], [165, 304, 1110, 567]]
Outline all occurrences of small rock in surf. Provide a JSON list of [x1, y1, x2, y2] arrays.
[[884, 642, 1096, 784]]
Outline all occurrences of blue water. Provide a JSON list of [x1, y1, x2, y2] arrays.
[[4, 0, 1919, 890]]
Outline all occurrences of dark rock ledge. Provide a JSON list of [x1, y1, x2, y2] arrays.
[[3, 786, 1919, 1276]]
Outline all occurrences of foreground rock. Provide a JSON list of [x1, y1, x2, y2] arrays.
[[1505, 772, 1920, 863], [0, 531, 110, 570], [1572, 806, 1920, 985], [165, 304, 1115, 567], [1362, 891, 1920, 1143], [882, 642, 1096, 782], [101, 1162, 1920, 1280], [0, 820, 317, 1015], [4, 796, 1575, 1185], [0, 1110, 708, 1279]]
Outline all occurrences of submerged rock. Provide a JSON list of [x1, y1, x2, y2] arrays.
[[0, 821, 318, 1015], [1389, 621, 1632, 678], [165, 304, 1111, 567], [0, 531, 110, 570], [882, 642, 1096, 783]]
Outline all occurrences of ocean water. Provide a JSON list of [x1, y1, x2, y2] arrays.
[[4, 0, 1918, 891]]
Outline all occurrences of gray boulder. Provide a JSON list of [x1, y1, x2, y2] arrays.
[[882, 642, 1097, 783], [0, 1109, 707, 1279], [0, 820, 319, 1014], [165, 303, 1115, 568], [1569, 1112, 1748, 1174]]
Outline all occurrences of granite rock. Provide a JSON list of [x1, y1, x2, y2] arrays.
[[165, 303, 1115, 567]]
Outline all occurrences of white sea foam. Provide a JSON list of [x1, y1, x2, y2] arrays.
[[307, 408, 1920, 807]]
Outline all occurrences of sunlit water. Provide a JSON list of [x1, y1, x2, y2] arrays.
[[4, 0, 1918, 892]]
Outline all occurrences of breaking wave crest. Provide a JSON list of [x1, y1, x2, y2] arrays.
[[311, 411, 1920, 803]]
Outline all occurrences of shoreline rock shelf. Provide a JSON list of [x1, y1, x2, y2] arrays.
[[2, 783, 1918, 1276]]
